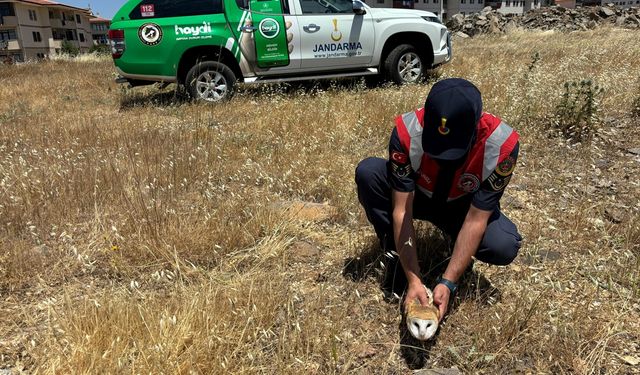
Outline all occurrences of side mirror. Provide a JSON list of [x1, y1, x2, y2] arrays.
[[353, 1, 366, 15]]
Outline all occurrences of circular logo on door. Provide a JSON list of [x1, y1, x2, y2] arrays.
[[138, 23, 162, 46], [258, 18, 280, 39]]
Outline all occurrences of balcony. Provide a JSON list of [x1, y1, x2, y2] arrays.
[[0, 15, 18, 27], [2, 40, 21, 51], [49, 18, 76, 29]]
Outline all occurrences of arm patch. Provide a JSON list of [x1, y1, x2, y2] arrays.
[[487, 173, 511, 192]]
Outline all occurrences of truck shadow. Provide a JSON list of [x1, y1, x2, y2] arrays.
[[119, 88, 189, 110], [342, 229, 502, 369], [117, 70, 443, 109]]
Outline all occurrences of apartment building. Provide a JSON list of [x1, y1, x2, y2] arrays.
[[364, 0, 541, 20], [89, 16, 109, 45], [602, 0, 640, 8], [492, 0, 541, 14], [0, 0, 92, 62]]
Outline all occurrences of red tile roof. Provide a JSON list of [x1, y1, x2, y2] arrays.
[[89, 16, 111, 23], [15, 0, 91, 13]]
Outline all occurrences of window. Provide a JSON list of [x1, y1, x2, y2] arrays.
[[76, 14, 81, 23], [28, 9, 37, 21], [32, 31, 42, 42], [0, 29, 17, 41], [461, 0, 465, 3], [52, 29, 65, 40], [0, 2, 15, 17], [300, 0, 353, 13], [65, 29, 77, 40], [79, 33, 85, 42], [471, 0, 474, 4], [129, 0, 223, 19], [36, 52, 45, 59], [377, 0, 384, 3]]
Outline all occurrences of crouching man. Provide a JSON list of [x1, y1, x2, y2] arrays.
[[355, 78, 522, 320]]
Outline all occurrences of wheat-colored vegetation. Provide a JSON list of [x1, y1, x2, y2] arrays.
[[1, 27, 639, 374]]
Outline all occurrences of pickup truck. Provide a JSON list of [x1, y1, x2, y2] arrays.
[[109, 0, 452, 101]]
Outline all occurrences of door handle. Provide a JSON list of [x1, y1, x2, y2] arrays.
[[240, 25, 257, 33], [303, 24, 320, 33]]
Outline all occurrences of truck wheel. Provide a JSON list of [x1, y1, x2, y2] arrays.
[[384, 44, 425, 85], [186, 61, 236, 102]]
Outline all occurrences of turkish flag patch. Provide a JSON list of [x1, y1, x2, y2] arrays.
[[391, 151, 408, 164]]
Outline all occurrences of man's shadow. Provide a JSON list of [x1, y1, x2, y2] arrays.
[[342, 224, 501, 369]]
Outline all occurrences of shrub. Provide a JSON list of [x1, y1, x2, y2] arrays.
[[89, 44, 111, 55], [61, 40, 80, 57], [553, 79, 604, 142]]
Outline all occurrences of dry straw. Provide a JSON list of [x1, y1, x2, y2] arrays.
[[0, 27, 639, 373]]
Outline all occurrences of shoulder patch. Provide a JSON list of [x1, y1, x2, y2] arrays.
[[391, 162, 412, 178], [458, 173, 481, 193], [391, 151, 408, 164], [496, 156, 516, 176], [487, 173, 512, 192]]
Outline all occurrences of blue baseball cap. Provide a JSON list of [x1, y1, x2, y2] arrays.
[[422, 78, 483, 161]]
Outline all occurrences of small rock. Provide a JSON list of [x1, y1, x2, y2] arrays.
[[600, 7, 615, 17], [289, 241, 321, 261], [627, 147, 640, 155], [454, 31, 470, 38], [604, 207, 625, 224], [595, 159, 611, 168], [356, 344, 377, 359], [414, 368, 462, 375], [615, 16, 627, 26]]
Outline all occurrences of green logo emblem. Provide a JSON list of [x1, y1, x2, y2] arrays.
[[259, 18, 280, 39]]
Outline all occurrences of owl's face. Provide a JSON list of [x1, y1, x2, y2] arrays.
[[406, 315, 438, 340]]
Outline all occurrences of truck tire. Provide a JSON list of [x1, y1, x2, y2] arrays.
[[384, 44, 425, 85], [186, 61, 236, 102]]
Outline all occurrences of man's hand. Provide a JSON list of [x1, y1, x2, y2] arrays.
[[404, 282, 429, 311], [433, 283, 451, 322]]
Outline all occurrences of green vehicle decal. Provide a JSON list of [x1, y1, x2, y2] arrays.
[[111, 0, 291, 79]]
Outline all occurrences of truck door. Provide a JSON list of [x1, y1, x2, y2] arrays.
[[225, 0, 301, 74], [293, 0, 375, 70]]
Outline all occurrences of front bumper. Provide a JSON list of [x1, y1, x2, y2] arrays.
[[433, 31, 452, 66]]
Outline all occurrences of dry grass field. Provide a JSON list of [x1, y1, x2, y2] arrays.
[[1, 27, 639, 374]]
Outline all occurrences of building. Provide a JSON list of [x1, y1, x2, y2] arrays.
[[89, 16, 109, 45], [0, 0, 92, 62], [493, 0, 542, 14], [364, 0, 542, 20], [601, 0, 640, 8]]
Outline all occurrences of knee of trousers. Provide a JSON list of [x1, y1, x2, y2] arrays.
[[491, 235, 521, 266], [482, 234, 522, 266], [355, 157, 384, 195]]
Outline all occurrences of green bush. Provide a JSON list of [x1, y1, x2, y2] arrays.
[[553, 79, 604, 143], [61, 40, 80, 57], [89, 44, 111, 55]]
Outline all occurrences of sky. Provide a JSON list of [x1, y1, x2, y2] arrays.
[[60, 0, 128, 19]]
